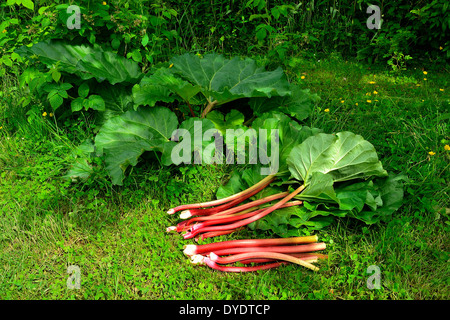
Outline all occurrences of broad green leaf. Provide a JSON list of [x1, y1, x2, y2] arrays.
[[15, 40, 97, 78], [83, 95, 105, 111], [167, 117, 218, 166], [95, 84, 134, 121], [51, 70, 61, 82], [21, 0, 34, 10], [249, 84, 320, 120], [170, 53, 291, 106], [78, 82, 90, 98], [76, 51, 143, 85], [206, 109, 245, 135], [71, 97, 84, 112], [351, 173, 407, 224], [251, 112, 322, 173], [287, 131, 387, 186], [94, 107, 178, 185], [132, 73, 175, 107], [150, 68, 203, 104], [48, 93, 63, 110], [16, 40, 143, 85]]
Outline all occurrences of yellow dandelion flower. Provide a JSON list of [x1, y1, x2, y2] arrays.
[[0, 126, 2, 129], [367, 100, 372, 103], [355, 103, 358, 106], [373, 90, 378, 95], [424, 78, 427, 81], [439, 46, 443, 50], [42, 112, 47, 117], [1, 29, 6, 34], [423, 71, 428, 75], [324, 108, 330, 113], [416, 84, 421, 87], [428, 151, 436, 156], [369, 81, 376, 84], [49, 113, 54, 117], [444, 145, 450, 151], [102, 1, 107, 5], [439, 88, 444, 92], [340, 100, 344, 103], [169, 63, 174, 68], [300, 75, 306, 79]]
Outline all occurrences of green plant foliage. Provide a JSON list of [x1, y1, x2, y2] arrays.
[[169, 53, 291, 116], [287, 131, 388, 186], [94, 107, 179, 185]]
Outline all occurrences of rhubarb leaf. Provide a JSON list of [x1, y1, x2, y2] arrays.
[[170, 53, 291, 106], [94, 107, 178, 185], [249, 84, 320, 120], [77, 51, 143, 85], [15, 40, 96, 78], [287, 131, 388, 186]]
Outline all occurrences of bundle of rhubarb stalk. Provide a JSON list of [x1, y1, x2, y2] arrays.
[[166, 130, 405, 272], [166, 175, 328, 272], [184, 236, 326, 272]]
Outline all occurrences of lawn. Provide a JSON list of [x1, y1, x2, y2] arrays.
[[1, 53, 448, 300]]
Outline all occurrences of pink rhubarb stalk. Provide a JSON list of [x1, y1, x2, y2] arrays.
[[167, 174, 275, 214], [206, 242, 326, 256], [238, 252, 326, 264], [209, 251, 319, 271], [202, 257, 284, 272], [179, 181, 274, 219], [183, 235, 319, 256], [189, 200, 303, 232], [183, 184, 306, 239]]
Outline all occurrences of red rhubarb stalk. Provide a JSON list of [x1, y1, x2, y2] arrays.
[[183, 184, 306, 239], [209, 251, 319, 271], [202, 257, 284, 272], [189, 200, 303, 232], [239, 252, 327, 264], [183, 235, 319, 256], [207, 242, 326, 256], [194, 229, 239, 242], [182, 191, 290, 221], [167, 174, 275, 214], [179, 180, 273, 218]]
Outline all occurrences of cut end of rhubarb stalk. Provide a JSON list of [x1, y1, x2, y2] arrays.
[[209, 252, 219, 261], [190, 255, 206, 265], [166, 226, 177, 233], [167, 209, 175, 214], [183, 244, 197, 256], [179, 210, 192, 219]]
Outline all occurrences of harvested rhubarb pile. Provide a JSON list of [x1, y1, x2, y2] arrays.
[[185, 236, 326, 272], [167, 115, 406, 272]]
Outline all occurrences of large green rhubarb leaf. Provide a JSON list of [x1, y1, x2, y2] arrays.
[[169, 53, 291, 111], [15, 40, 96, 78], [94, 107, 178, 185], [249, 84, 320, 121], [77, 51, 143, 85], [16, 40, 143, 85], [287, 131, 388, 186]]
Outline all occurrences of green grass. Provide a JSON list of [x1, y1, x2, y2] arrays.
[[1, 54, 449, 300]]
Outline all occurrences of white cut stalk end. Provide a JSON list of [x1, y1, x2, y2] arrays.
[[179, 210, 192, 219], [190, 255, 206, 265], [183, 244, 197, 256], [167, 209, 175, 214], [166, 226, 177, 233], [209, 252, 219, 261]]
